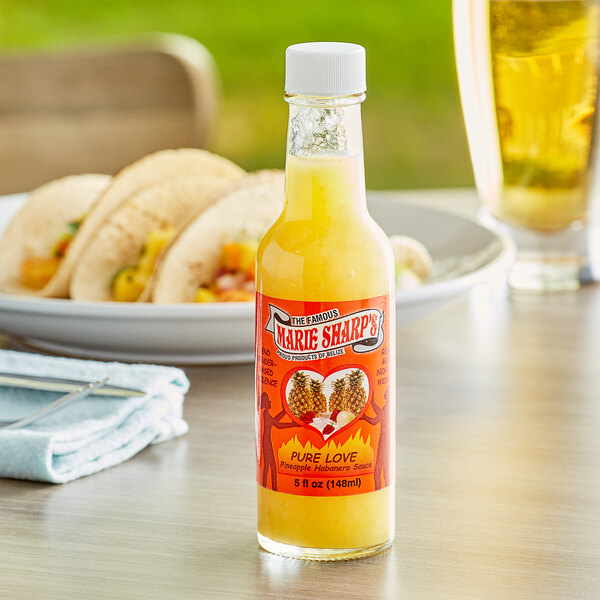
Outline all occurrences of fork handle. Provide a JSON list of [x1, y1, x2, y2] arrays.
[[1, 378, 108, 431]]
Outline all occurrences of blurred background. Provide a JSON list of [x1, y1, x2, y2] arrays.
[[0, 0, 473, 191]]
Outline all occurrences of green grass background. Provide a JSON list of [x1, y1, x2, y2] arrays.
[[0, 0, 474, 189]]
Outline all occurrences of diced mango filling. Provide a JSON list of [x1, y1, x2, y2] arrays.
[[112, 227, 176, 302], [195, 240, 258, 303], [20, 219, 83, 289], [112, 266, 144, 302], [20, 257, 61, 290]]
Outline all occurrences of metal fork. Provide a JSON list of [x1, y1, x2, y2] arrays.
[[0, 378, 107, 430]]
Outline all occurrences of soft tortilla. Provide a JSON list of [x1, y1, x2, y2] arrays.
[[69, 174, 233, 301], [0, 174, 110, 297], [59, 149, 245, 299], [151, 170, 285, 303]]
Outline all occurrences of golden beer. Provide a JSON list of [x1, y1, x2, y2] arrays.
[[490, 1, 600, 232], [454, 0, 600, 290]]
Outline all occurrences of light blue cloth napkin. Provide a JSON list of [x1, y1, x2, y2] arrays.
[[0, 350, 189, 484]]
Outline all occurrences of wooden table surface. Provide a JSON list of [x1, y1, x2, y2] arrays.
[[1, 190, 599, 600]]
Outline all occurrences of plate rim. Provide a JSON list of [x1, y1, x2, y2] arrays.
[[11, 336, 256, 366]]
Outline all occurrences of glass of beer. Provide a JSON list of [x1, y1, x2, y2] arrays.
[[454, 0, 600, 291]]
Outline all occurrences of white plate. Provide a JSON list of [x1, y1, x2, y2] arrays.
[[0, 192, 514, 364]]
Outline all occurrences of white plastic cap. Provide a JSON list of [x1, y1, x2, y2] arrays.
[[285, 42, 366, 96]]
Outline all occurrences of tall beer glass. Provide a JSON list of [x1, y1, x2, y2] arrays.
[[454, 0, 600, 291]]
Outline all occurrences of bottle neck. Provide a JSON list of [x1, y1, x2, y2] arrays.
[[285, 94, 366, 158], [284, 94, 367, 220]]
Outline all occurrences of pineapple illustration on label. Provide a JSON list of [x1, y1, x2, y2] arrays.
[[282, 367, 371, 439], [256, 293, 393, 497], [328, 377, 346, 412], [309, 378, 327, 415], [343, 369, 368, 415], [287, 371, 313, 417]]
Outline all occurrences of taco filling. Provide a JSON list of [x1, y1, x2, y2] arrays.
[[389, 234, 433, 290], [20, 218, 83, 290], [112, 227, 176, 302], [195, 240, 258, 303]]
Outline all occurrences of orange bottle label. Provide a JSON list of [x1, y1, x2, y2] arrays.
[[255, 293, 394, 497]]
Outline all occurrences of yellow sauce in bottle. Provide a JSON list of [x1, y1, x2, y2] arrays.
[[256, 154, 395, 557]]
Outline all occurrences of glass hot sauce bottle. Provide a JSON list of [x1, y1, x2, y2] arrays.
[[255, 42, 396, 560]]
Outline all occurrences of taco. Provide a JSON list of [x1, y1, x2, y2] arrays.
[[57, 149, 245, 298], [151, 170, 285, 303], [69, 174, 233, 302], [388, 234, 433, 290], [0, 174, 110, 296]]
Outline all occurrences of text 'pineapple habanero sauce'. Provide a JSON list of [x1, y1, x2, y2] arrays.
[[255, 43, 396, 561]]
